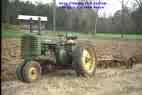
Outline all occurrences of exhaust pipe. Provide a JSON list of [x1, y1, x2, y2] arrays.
[[38, 17, 41, 35], [29, 17, 41, 35], [29, 18, 33, 33]]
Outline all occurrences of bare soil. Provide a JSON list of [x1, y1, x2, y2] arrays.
[[2, 64, 142, 95], [1, 38, 142, 95]]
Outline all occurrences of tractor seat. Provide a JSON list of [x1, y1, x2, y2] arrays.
[[66, 36, 78, 40], [66, 36, 77, 44]]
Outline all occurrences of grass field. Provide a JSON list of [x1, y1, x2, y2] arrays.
[[2, 30, 142, 40]]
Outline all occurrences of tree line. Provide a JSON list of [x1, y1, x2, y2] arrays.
[[2, 0, 142, 34]]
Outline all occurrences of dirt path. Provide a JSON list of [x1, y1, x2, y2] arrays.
[[2, 63, 142, 95]]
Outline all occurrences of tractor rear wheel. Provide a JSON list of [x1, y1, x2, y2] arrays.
[[22, 61, 41, 83], [72, 43, 97, 77]]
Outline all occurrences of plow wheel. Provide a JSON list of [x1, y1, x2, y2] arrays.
[[73, 43, 97, 77], [22, 61, 41, 83]]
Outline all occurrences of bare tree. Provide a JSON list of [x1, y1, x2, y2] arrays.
[[78, 0, 99, 36], [119, 0, 130, 38], [53, 0, 56, 33], [135, 0, 142, 8]]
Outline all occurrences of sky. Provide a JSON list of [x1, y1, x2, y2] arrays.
[[20, 0, 134, 17]]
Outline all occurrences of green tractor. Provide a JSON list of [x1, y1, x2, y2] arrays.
[[16, 16, 97, 83]]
